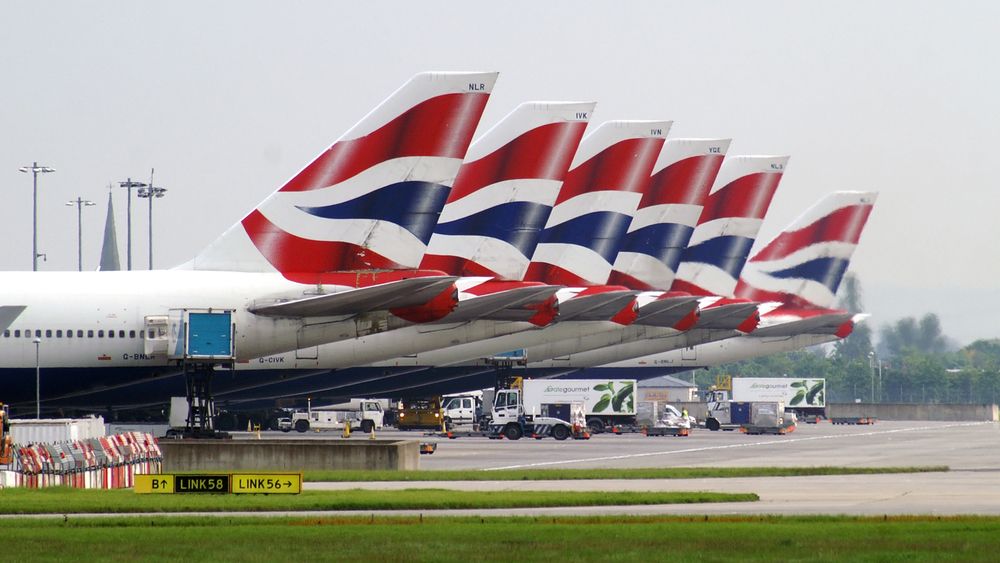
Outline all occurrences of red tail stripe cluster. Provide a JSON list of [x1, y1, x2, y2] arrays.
[[698, 172, 782, 223], [640, 154, 725, 208], [554, 138, 663, 205], [280, 93, 490, 193], [446, 121, 588, 203], [749, 204, 874, 262]]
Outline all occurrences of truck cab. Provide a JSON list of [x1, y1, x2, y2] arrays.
[[441, 394, 481, 427]]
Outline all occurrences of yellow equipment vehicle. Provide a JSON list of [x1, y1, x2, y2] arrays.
[[396, 397, 443, 430], [0, 403, 13, 465]]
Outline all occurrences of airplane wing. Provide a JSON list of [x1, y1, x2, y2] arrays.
[[557, 290, 638, 322], [695, 302, 761, 330], [444, 285, 562, 323], [249, 276, 458, 317], [0, 306, 26, 332], [634, 295, 701, 328], [751, 311, 855, 337]]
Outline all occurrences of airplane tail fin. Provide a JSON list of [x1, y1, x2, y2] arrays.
[[524, 120, 670, 286], [185, 71, 498, 274], [419, 101, 594, 280], [735, 191, 878, 309], [670, 155, 789, 297], [609, 138, 730, 290]]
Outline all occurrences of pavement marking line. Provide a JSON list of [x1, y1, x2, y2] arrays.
[[482, 421, 991, 471]]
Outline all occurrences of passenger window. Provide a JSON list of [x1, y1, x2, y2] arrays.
[[56, 330, 63, 338], [119, 330, 125, 338], [464, 399, 472, 409], [87, 330, 94, 338], [67, 331, 73, 339], [77, 330, 83, 337], [108, 330, 114, 338], [2, 330, 8, 337], [14, 330, 20, 337], [35, 330, 41, 338], [98, 330, 104, 338], [129, 330, 136, 338], [45, 330, 52, 338], [25, 330, 31, 338]]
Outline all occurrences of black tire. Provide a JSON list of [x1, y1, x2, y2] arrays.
[[587, 418, 605, 434], [551, 424, 570, 441], [360, 420, 374, 434], [706, 418, 721, 431], [503, 423, 523, 441], [281, 427, 291, 433], [294, 419, 310, 433]]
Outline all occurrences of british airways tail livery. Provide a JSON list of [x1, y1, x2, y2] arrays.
[[0, 72, 500, 413], [735, 191, 878, 309], [524, 120, 671, 286], [670, 155, 789, 297], [186, 71, 498, 274], [421, 101, 594, 280], [609, 138, 731, 291]]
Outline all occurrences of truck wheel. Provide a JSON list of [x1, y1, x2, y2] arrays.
[[706, 418, 720, 431], [281, 427, 291, 433], [503, 424, 523, 441], [294, 419, 310, 433], [360, 420, 374, 434], [551, 425, 570, 441], [587, 419, 604, 434]]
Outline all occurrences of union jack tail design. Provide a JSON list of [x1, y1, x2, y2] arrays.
[[524, 120, 670, 286], [420, 101, 594, 280], [186, 71, 498, 274], [735, 191, 877, 309], [608, 138, 731, 291], [670, 155, 789, 297]]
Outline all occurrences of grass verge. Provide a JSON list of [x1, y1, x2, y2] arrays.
[[0, 488, 755, 514], [3, 515, 999, 561], [302, 465, 948, 482]]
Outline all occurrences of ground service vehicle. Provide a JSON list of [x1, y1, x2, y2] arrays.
[[441, 394, 482, 427], [730, 377, 825, 418], [291, 400, 384, 433], [520, 378, 637, 433], [489, 380, 586, 441], [0, 404, 13, 465], [397, 397, 443, 430]]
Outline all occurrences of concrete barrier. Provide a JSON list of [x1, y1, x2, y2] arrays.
[[160, 439, 419, 472], [829, 403, 999, 422]]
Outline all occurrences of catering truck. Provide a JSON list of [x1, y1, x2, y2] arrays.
[[517, 378, 637, 433], [704, 376, 821, 431], [489, 380, 587, 441], [731, 377, 825, 417]]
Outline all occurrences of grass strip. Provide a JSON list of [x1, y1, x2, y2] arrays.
[[2, 515, 999, 561], [303, 465, 948, 482], [0, 488, 755, 515]]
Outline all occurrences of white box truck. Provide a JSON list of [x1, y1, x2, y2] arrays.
[[731, 377, 825, 417], [520, 379, 637, 433]]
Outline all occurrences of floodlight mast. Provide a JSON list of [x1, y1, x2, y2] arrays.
[[18, 162, 55, 271]]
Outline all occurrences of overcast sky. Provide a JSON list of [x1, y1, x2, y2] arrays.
[[2, 1, 997, 345]]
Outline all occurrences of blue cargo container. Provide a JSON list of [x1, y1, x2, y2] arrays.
[[187, 312, 233, 358], [730, 401, 752, 425]]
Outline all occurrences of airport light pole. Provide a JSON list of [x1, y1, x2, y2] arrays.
[[868, 351, 876, 403], [136, 180, 166, 270], [119, 178, 148, 271], [33, 338, 41, 419], [18, 162, 56, 271], [65, 197, 96, 271]]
